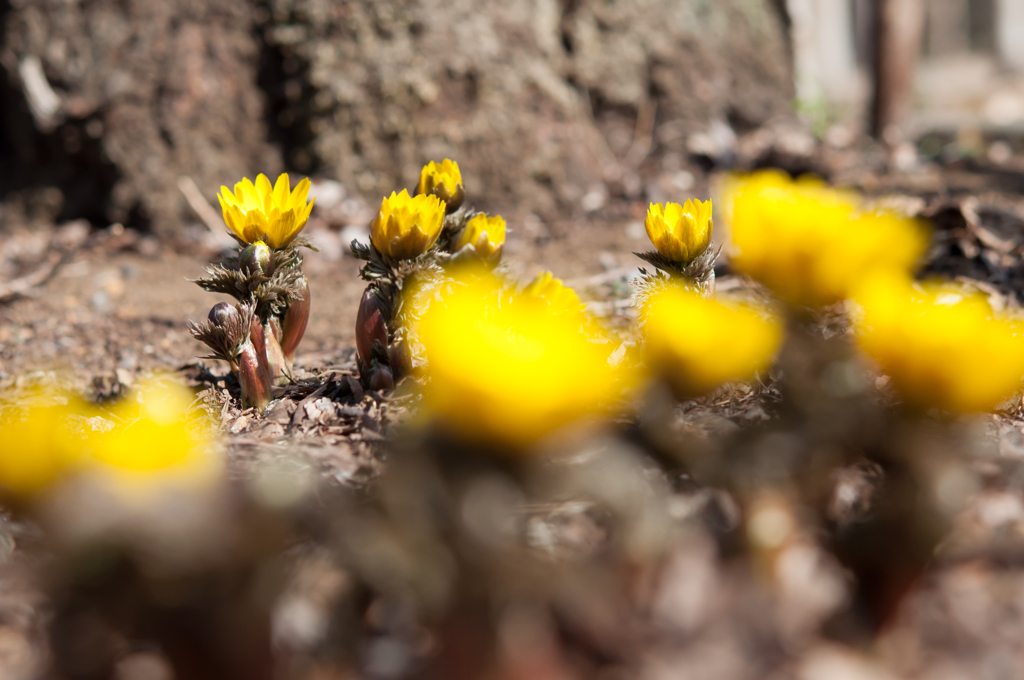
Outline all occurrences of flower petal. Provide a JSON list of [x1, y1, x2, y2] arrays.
[[291, 177, 311, 211], [255, 174, 273, 212], [271, 173, 289, 211]]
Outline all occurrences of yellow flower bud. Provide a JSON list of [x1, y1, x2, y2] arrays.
[[416, 159, 464, 212], [452, 213, 505, 261], [642, 285, 782, 398], [370, 189, 446, 260], [853, 274, 1024, 413], [644, 199, 714, 263], [218, 173, 315, 250]]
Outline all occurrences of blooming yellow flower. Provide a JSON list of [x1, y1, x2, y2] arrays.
[[853, 274, 1024, 413], [645, 199, 714, 263], [416, 272, 632, 449], [723, 170, 928, 309], [416, 159, 464, 210], [0, 389, 85, 497], [452, 214, 505, 261], [371, 189, 446, 260], [218, 173, 315, 249], [642, 285, 783, 397]]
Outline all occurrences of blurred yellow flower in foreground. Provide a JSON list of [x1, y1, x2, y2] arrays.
[[0, 390, 84, 497], [0, 376, 221, 501], [645, 199, 714, 263], [452, 213, 505, 261], [218, 173, 315, 249], [520, 271, 585, 314], [416, 159, 464, 211], [724, 170, 928, 308], [371, 189, 446, 260], [417, 273, 632, 449], [89, 376, 222, 495], [854, 275, 1024, 413], [642, 285, 782, 398]]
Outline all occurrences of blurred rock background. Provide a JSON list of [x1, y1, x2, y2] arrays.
[[0, 0, 794, 236]]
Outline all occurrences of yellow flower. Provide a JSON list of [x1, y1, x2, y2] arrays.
[[853, 274, 1024, 413], [416, 272, 632, 449], [416, 159, 464, 211], [371, 189, 446, 260], [642, 285, 782, 397], [0, 389, 85, 497], [645, 199, 714, 263], [723, 170, 928, 308], [452, 214, 505, 261], [218, 173, 315, 249], [87, 376, 222, 496]]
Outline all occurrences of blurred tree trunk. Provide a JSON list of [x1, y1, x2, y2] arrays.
[[871, 0, 925, 141]]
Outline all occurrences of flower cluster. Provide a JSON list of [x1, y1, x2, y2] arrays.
[[190, 173, 316, 409], [350, 159, 508, 389], [709, 170, 1024, 413]]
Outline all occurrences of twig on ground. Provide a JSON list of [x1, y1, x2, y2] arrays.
[[178, 175, 226, 234], [0, 251, 69, 304]]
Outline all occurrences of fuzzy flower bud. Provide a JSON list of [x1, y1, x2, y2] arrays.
[[239, 240, 271, 276], [208, 301, 239, 327]]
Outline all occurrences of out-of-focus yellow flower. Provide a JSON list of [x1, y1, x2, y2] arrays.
[[645, 199, 714, 263], [371, 189, 446, 260], [452, 214, 505, 261], [642, 285, 782, 397], [516, 270, 603, 336], [88, 376, 222, 496], [723, 170, 928, 308], [218, 173, 315, 249], [853, 274, 1024, 413], [0, 390, 84, 497], [519, 271, 585, 315], [416, 272, 632, 449], [416, 159, 464, 211]]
